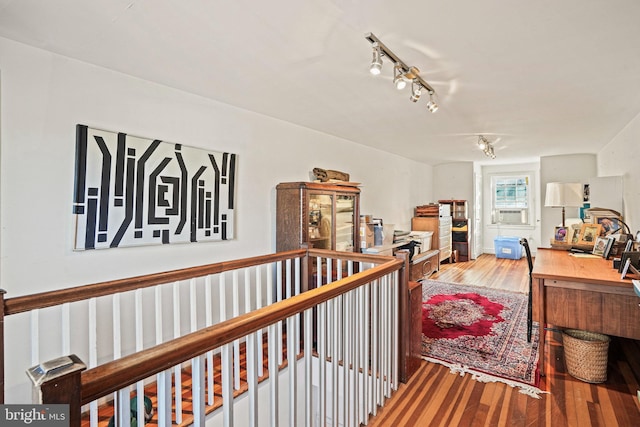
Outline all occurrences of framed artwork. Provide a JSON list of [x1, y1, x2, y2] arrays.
[[594, 216, 621, 234], [592, 236, 608, 256], [569, 224, 581, 244], [583, 184, 590, 202], [602, 236, 616, 260], [73, 124, 237, 250], [624, 239, 634, 252], [618, 251, 640, 273], [577, 223, 602, 246], [621, 258, 631, 279], [554, 226, 568, 243]]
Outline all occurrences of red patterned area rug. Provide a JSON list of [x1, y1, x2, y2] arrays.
[[421, 280, 545, 398]]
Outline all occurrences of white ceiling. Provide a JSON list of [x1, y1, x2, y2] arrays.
[[2, 0, 640, 165]]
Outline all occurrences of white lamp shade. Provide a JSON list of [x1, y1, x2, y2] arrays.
[[545, 182, 583, 207]]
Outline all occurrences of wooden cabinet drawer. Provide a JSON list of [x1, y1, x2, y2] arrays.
[[409, 250, 439, 281]]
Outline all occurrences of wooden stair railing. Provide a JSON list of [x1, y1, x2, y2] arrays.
[[2, 248, 410, 426], [34, 256, 404, 426]]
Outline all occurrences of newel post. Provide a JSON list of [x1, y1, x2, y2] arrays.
[[394, 250, 410, 383], [26, 354, 87, 427]]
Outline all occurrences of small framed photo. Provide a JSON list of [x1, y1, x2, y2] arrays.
[[569, 224, 581, 244], [618, 251, 640, 273], [624, 239, 634, 253], [594, 216, 622, 234], [602, 235, 616, 260], [621, 258, 631, 279], [578, 223, 602, 246], [554, 226, 568, 243], [592, 236, 608, 256]]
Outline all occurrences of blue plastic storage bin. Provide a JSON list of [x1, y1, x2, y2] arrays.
[[494, 236, 523, 259]]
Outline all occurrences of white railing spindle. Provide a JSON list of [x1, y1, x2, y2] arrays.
[[268, 323, 279, 427], [173, 282, 183, 425], [88, 298, 98, 426], [192, 354, 206, 427], [287, 314, 297, 427], [232, 270, 241, 391], [205, 275, 215, 406]]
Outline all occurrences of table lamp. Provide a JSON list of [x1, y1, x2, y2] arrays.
[[544, 182, 583, 227]]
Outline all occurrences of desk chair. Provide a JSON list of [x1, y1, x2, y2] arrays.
[[519, 238, 533, 342]]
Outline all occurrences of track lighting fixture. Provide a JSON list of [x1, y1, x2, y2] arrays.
[[369, 44, 383, 75], [410, 80, 422, 102], [393, 63, 407, 90], [426, 91, 438, 113], [478, 136, 496, 159], [365, 32, 438, 112]]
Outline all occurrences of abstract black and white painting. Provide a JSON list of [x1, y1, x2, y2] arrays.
[[73, 125, 236, 250]]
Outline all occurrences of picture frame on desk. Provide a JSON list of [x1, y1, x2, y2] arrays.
[[577, 223, 602, 246], [569, 224, 581, 244], [594, 216, 622, 234], [602, 235, 616, 260], [554, 226, 568, 243], [618, 251, 640, 273], [621, 258, 631, 279], [592, 236, 608, 256]]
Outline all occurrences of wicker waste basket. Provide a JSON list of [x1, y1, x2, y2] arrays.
[[562, 329, 610, 383]]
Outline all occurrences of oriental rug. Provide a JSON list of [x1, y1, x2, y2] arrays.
[[421, 280, 544, 398]]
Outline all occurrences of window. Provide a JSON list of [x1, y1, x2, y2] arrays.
[[491, 175, 532, 225]]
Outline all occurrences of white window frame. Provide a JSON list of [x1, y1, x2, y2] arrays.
[[490, 174, 533, 226]]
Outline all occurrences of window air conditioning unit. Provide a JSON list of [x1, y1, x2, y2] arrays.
[[495, 209, 528, 225]]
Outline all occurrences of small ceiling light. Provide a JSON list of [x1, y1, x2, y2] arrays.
[[477, 135, 487, 150], [426, 91, 438, 113], [409, 80, 422, 102], [477, 135, 496, 159], [393, 63, 407, 90], [369, 44, 383, 75]]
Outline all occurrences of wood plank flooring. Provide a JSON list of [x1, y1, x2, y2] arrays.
[[367, 253, 640, 427]]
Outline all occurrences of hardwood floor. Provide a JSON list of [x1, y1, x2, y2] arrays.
[[367, 254, 640, 427]]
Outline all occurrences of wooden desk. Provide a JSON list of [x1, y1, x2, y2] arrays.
[[532, 248, 640, 376]]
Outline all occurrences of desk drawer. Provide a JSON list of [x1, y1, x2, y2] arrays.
[[545, 287, 602, 331], [602, 293, 640, 338], [545, 286, 640, 339]]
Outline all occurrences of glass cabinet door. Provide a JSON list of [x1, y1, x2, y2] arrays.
[[335, 195, 355, 252], [308, 194, 333, 250]]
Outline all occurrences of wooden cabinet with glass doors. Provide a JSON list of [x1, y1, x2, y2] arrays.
[[276, 182, 360, 288]]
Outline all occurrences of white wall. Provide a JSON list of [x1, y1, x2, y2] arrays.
[[539, 154, 597, 246], [0, 37, 433, 402], [433, 162, 474, 257], [598, 111, 640, 233], [433, 162, 474, 204], [481, 162, 541, 254]]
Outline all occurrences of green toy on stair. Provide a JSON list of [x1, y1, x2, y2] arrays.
[[107, 395, 153, 427]]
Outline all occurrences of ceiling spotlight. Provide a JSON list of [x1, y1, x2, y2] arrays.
[[477, 135, 496, 159], [477, 135, 487, 150], [410, 80, 422, 102], [393, 64, 407, 90], [369, 44, 383, 75], [426, 91, 438, 113]]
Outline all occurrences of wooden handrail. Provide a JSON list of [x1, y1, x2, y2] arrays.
[[307, 248, 397, 264], [80, 257, 404, 404], [3, 249, 308, 316]]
